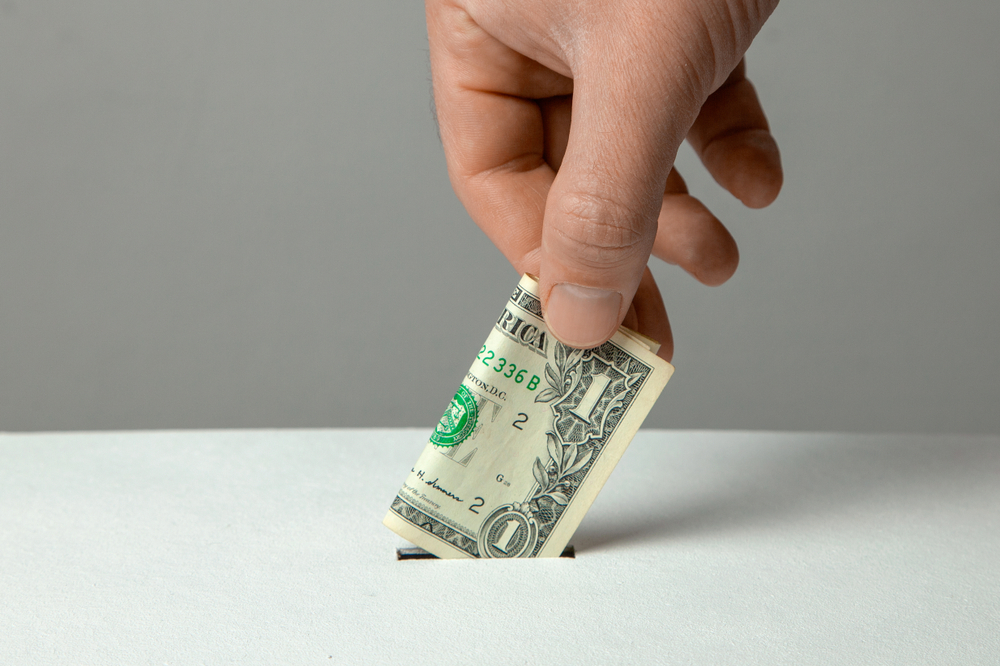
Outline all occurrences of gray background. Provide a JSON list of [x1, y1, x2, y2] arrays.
[[1, 1, 997, 433]]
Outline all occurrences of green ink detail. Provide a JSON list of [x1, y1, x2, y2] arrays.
[[431, 384, 478, 448]]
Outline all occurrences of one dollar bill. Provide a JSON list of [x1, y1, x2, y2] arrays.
[[384, 274, 673, 558]]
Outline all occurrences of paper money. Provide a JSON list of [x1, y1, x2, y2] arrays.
[[384, 274, 673, 558]]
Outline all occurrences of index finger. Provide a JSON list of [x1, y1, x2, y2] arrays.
[[427, 3, 572, 275]]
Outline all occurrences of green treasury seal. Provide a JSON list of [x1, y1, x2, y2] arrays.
[[431, 384, 478, 447]]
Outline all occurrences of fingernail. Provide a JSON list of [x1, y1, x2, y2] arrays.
[[546, 283, 622, 349]]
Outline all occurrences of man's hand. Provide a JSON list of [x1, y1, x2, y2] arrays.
[[427, 0, 783, 360]]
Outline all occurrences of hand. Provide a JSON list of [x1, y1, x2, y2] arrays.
[[427, 0, 783, 360]]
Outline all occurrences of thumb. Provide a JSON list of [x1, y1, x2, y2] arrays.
[[540, 61, 701, 349]]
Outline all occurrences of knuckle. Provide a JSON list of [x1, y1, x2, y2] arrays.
[[552, 191, 652, 269]]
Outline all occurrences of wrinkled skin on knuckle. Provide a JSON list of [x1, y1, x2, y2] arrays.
[[550, 191, 654, 270]]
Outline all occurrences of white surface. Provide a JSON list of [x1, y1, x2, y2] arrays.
[[2, 429, 998, 665]]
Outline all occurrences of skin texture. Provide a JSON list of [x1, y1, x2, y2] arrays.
[[427, 0, 783, 361]]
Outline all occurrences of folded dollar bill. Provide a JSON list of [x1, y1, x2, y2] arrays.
[[384, 274, 673, 558]]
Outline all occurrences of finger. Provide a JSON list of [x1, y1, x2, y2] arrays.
[[542, 101, 738, 288], [539, 94, 571, 172], [426, 4, 572, 275], [539, 52, 703, 350], [651, 168, 739, 286], [620, 267, 673, 362], [687, 60, 783, 209]]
